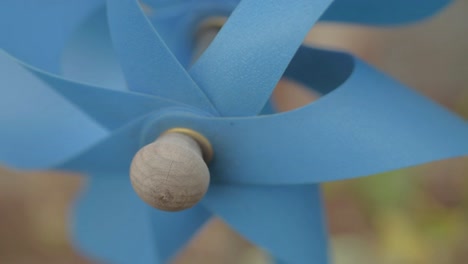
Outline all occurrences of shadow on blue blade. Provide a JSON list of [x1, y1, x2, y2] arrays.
[[189, 0, 333, 117], [55, 115, 150, 175], [144, 0, 237, 67], [151, 204, 212, 263], [106, 0, 216, 114], [62, 6, 127, 90], [73, 173, 158, 264], [284, 46, 354, 95], [202, 184, 329, 264], [0, 50, 107, 169], [322, 0, 453, 26], [0, 0, 104, 74], [20, 60, 183, 131], [151, 46, 468, 185]]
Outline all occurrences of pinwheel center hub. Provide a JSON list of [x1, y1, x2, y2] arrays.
[[130, 128, 212, 212]]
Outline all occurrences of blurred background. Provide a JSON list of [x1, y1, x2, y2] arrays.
[[0, 0, 467, 263]]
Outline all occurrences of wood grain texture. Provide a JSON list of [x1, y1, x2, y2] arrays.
[[130, 132, 210, 212]]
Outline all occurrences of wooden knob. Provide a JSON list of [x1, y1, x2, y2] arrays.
[[130, 129, 212, 212]]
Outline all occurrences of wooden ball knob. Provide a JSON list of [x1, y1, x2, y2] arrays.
[[130, 129, 212, 212]]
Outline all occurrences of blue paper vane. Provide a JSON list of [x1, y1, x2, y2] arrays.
[[0, 0, 466, 264]]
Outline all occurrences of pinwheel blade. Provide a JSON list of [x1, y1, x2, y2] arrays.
[[322, 0, 452, 25], [283, 46, 354, 95], [73, 173, 158, 264], [61, 5, 127, 90], [142, 1, 237, 67], [157, 46, 468, 185], [202, 184, 329, 264], [22, 62, 182, 130], [150, 205, 212, 263], [190, 0, 333, 116], [0, 0, 104, 74], [106, 0, 216, 114], [0, 51, 107, 169], [56, 116, 150, 175]]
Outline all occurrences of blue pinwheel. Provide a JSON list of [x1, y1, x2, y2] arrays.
[[1, 0, 467, 264]]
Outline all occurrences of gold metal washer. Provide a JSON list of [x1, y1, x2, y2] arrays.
[[163, 128, 214, 163]]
